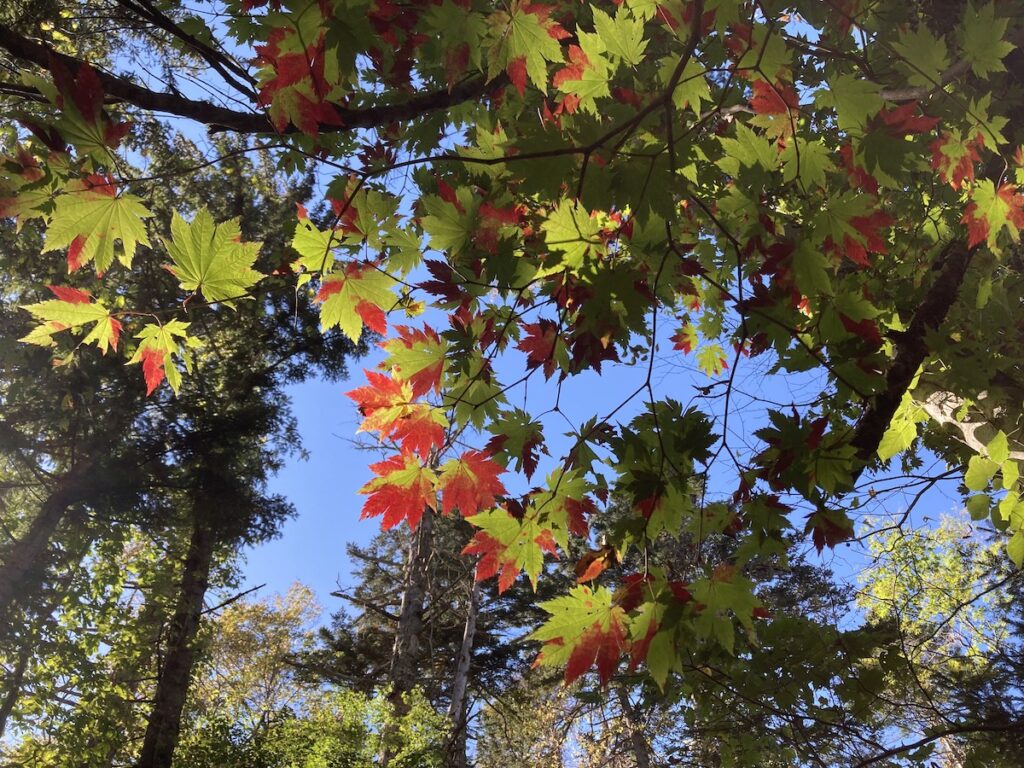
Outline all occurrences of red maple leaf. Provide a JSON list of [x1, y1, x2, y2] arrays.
[[347, 371, 444, 459], [438, 450, 507, 517], [564, 496, 595, 537], [805, 510, 854, 553], [670, 324, 698, 354], [564, 616, 628, 686], [876, 102, 939, 136], [552, 45, 590, 90], [1000, 183, 1024, 229], [507, 57, 528, 97], [839, 314, 883, 349], [48, 285, 91, 304], [749, 80, 798, 114], [356, 300, 387, 335], [930, 132, 984, 189], [961, 201, 988, 248], [839, 143, 879, 193], [359, 453, 436, 530], [140, 347, 166, 396], [518, 319, 561, 379]]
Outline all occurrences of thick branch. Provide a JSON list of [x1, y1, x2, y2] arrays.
[[0, 22, 493, 135], [879, 59, 972, 102], [851, 240, 976, 462]]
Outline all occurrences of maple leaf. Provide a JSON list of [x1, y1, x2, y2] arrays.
[[961, 181, 1024, 248], [697, 344, 728, 377], [316, 262, 397, 342], [438, 450, 507, 517], [531, 585, 628, 685], [670, 323, 698, 354], [805, 508, 854, 553], [749, 80, 799, 114], [518, 319, 564, 379], [380, 324, 447, 397], [487, 0, 568, 95], [486, 408, 547, 480], [875, 101, 939, 136], [359, 453, 437, 530], [575, 545, 619, 583], [255, 23, 342, 136], [21, 285, 121, 354], [463, 532, 521, 591], [128, 320, 196, 395], [464, 506, 551, 591], [43, 177, 152, 273], [930, 132, 984, 190], [164, 208, 262, 304], [26, 60, 131, 156], [347, 370, 447, 460]]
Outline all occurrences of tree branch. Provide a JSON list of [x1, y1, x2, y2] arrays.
[[879, 59, 972, 102], [851, 239, 976, 463], [0, 22, 494, 135]]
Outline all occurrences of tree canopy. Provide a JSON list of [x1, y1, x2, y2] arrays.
[[2, 0, 1024, 765]]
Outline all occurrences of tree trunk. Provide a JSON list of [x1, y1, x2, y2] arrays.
[[0, 461, 92, 618], [136, 513, 215, 768], [381, 507, 434, 766], [616, 686, 652, 768], [0, 639, 31, 739], [388, 507, 434, 707], [446, 579, 481, 768]]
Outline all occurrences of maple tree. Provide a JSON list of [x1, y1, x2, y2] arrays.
[[3, 0, 1024, 764]]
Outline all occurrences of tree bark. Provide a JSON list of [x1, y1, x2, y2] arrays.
[[381, 507, 434, 766], [851, 240, 975, 463], [446, 579, 481, 768], [136, 513, 215, 768], [0, 639, 31, 739], [0, 460, 92, 619], [616, 686, 652, 768]]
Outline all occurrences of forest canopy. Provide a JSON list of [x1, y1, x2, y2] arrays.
[[1, 0, 1023, 766]]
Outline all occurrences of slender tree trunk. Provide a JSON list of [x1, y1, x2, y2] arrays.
[[0, 462, 92, 617], [0, 640, 31, 739], [388, 508, 434, 706], [446, 579, 481, 768], [136, 512, 215, 768], [616, 686, 652, 768], [381, 507, 434, 766]]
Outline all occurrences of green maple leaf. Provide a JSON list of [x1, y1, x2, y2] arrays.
[[21, 287, 121, 354], [815, 75, 882, 132], [556, 32, 610, 114], [129, 319, 199, 394], [792, 241, 833, 297], [718, 122, 779, 173], [43, 183, 152, 272], [690, 572, 760, 655], [444, 368, 505, 430], [164, 208, 262, 304], [781, 138, 832, 190], [667, 58, 710, 116], [591, 7, 646, 68], [892, 26, 949, 89], [960, 3, 1014, 78], [420, 188, 477, 256], [542, 200, 604, 271], [467, 508, 547, 589], [530, 584, 627, 674], [292, 217, 340, 274], [487, 2, 564, 92], [317, 265, 397, 342], [697, 343, 728, 377]]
